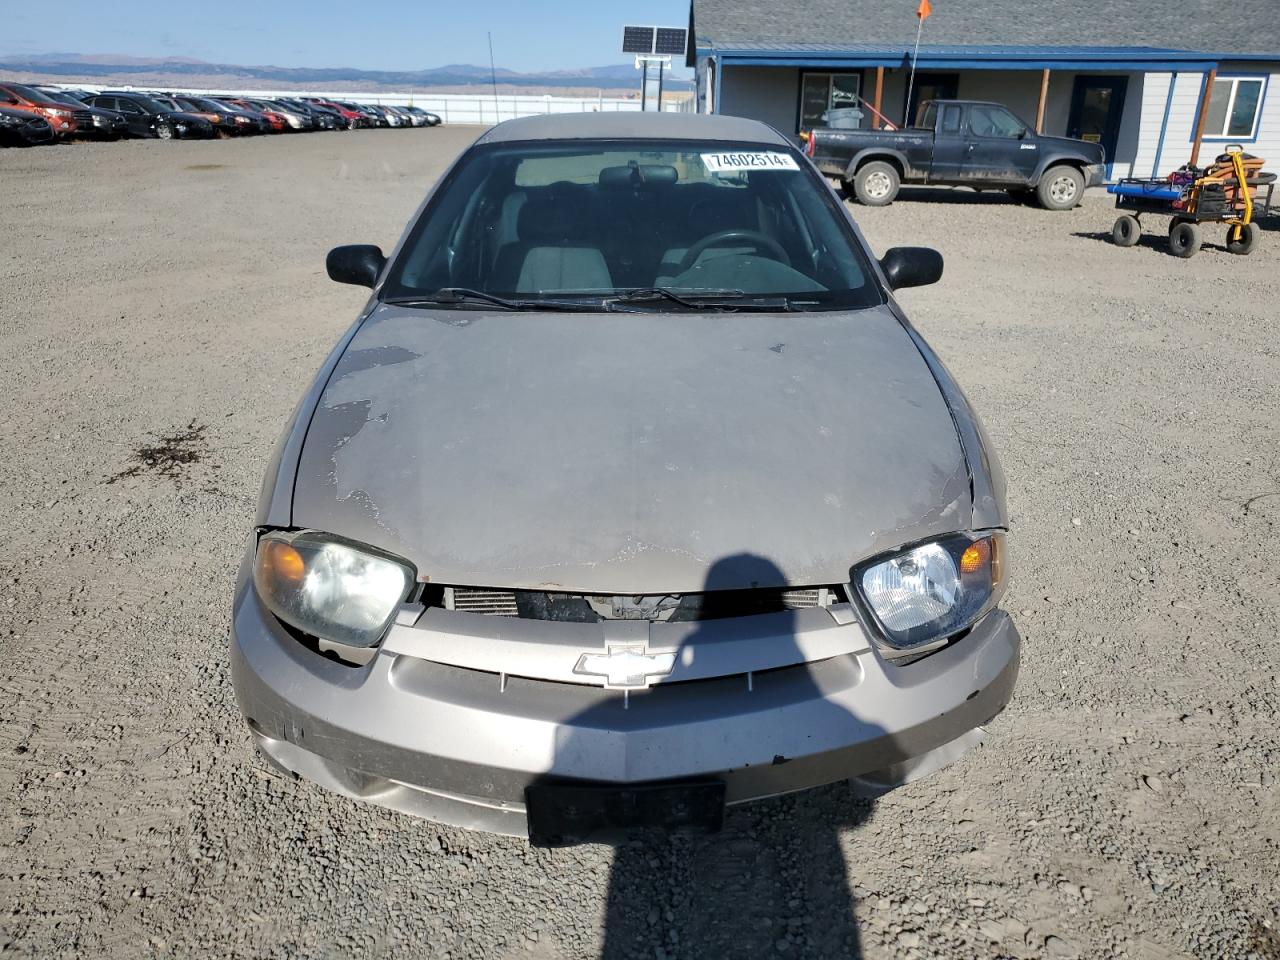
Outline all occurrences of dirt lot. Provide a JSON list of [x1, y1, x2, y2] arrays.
[[1, 128, 1278, 960]]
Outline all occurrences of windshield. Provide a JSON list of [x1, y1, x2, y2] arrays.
[[382, 139, 882, 310]]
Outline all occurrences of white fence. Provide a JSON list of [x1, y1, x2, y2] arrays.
[[54, 85, 672, 124]]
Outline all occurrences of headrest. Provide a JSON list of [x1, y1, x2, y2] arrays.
[[517, 197, 583, 243], [598, 164, 679, 189]]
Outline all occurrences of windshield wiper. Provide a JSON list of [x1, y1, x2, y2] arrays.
[[382, 288, 597, 312], [602, 288, 794, 311]]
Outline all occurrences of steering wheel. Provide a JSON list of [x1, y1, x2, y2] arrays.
[[678, 229, 791, 274]]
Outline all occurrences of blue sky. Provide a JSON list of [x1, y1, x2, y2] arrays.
[[4, 0, 693, 72]]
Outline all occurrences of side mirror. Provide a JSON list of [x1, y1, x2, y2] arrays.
[[326, 244, 386, 288], [1018, 127, 1029, 139], [880, 247, 943, 290]]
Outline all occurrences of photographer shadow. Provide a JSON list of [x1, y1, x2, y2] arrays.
[[531, 553, 886, 959]]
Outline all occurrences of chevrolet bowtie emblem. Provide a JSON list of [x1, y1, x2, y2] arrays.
[[574, 644, 676, 689]]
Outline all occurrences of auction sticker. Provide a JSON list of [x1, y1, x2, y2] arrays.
[[701, 152, 800, 173]]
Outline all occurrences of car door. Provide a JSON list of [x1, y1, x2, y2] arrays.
[[925, 103, 967, 182], [963, 104, 1040, 186], [112, 97, 150, 137]]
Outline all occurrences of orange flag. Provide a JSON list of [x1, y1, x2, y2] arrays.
[[917, 0, 933, 19]]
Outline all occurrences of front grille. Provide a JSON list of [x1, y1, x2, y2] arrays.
[[73, 110, 93, 124], [441, 584, 842, 622], [447, 587, 520, 616]]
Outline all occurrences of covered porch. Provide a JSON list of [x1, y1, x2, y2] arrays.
[[703, 45, 1223, 179]]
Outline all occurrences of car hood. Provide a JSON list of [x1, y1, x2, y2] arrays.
[[292, 303, 972, 593]]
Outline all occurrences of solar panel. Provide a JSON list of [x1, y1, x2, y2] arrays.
[[654, 27, 687, 56], [622, 26, 656, 54]]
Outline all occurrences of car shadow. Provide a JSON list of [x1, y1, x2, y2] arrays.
[[527, 554, 885, 959]]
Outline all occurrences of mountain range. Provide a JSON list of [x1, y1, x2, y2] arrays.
[[0, 53, 692, 92]]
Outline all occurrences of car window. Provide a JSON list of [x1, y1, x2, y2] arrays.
[[116, 99, 142, 115], [383, 139, 883, 311], [969, 105, 1024, 138], [941, 105, 962, 133], [917, 103, 936, 130]]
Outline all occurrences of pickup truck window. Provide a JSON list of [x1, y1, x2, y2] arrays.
[[917, 103, 936, 130], [941, 105, 962, 133], [969, 105, 1025, 139]]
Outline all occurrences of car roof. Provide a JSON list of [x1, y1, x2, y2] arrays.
[[475, 111, 788, 146]]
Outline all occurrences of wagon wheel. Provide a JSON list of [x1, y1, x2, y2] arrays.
[[1168, 221, 1201, 258], [1111, 215, 1140, 247], [1226, 222, 1260, 255]]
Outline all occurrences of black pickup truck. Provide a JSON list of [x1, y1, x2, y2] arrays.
[[804, 100, 1106, 210]]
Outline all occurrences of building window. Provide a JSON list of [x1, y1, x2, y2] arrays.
[[800, 72, 861, 131], [1203, 76, 1265, 139]]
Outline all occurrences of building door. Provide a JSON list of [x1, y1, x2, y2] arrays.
[[1067, 75, 1128, 163], [906, 72, 959, 126]]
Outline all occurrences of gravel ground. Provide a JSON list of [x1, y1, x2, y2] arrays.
[[2, 129, 1278, 960]]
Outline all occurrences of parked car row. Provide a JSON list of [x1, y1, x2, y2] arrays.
[[0, 80, 442, 146]]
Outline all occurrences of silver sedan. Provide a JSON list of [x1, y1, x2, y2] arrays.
[[231, 112, 1019, 843]]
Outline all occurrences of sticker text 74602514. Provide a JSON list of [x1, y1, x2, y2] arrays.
[[701, 152, 800, 174]]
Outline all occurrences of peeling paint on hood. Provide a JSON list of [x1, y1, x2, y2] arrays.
[[291, 302, 971, 593]]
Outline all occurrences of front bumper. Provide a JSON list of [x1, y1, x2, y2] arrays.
[[231, 569, 1020, 837], [1085, 163, 1107, 188]]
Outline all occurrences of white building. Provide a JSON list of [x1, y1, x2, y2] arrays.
[[685, 0, 1280, 179]]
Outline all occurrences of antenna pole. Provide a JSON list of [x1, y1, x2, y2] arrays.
[[641, 60, 649, 110], [904, 15, 924, 126], [656, 60, 665, 111], [488, 31, 499, 122]]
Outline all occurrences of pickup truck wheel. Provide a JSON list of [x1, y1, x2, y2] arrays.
[[1036, 165, 1084, 210], [853, 161, 899, 206]]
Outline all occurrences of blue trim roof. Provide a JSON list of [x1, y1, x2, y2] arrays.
[[696, 42, 1266, 71]]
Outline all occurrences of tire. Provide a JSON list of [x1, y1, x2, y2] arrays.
[[156, 122, 175, 141], [1036, 165, 1084, 210], [1168, 221, 1201, 258], [1112, 215, 1140, 247], [853, 161, 900, 206], [1226, 222, 1260, 255]]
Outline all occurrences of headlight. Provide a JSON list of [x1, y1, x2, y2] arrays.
[[857, 532, 1005, 652], [253, 530, 414, 648]]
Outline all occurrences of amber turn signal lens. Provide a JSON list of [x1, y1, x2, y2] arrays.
[[959, 538, 991, 575], [263, 539, 306, 583]]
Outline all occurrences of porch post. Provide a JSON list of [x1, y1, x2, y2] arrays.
[[1035, 68, 1050, 133], [1188, 67, 1217, 166], [872, 66, 884, 129]]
